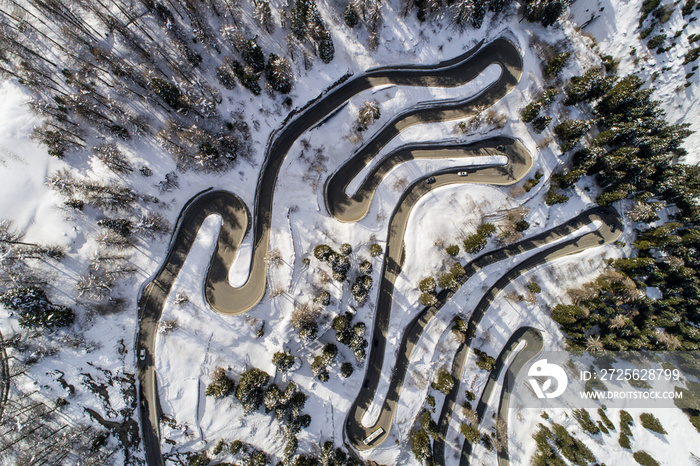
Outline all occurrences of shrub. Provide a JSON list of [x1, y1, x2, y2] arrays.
[[633, 451, 660, 466], [446, 244, 460, 256], [206, 368, 236, 399], [216, 64, 237, 90], [291, 303, 319, 341], [521, 101, 542, 123], [647, 34, 666, 49], [532, 116, 552, 133], [359, 260, 373, 274], [369, 243, 383, 257], [408, 428, 433, 464], [515, 220, 530, 232], [340, 243, 352, 255], [236, 368, 270, 414], [463, 233, 487, 254], [150, 77, 181, 108], [340, 362, 354, 378], [344, 4, 359, 27], [351, 274, 373, 304], [266, 53, 293, 94], [573, 409, 600, 435], [544, 52, 571, 78], [431, 368, 454, 395], [314, 244, 332, 261], [314, 290, 331, 306], [437, 272, 458, 291], [461, 423, 480, 443], [272, 351, 295, 372], [97, 218, 132, 237], [474, 349, 496, 371], [545, 187, 569, 206], [420, 292, 438, 307], [477, 223, 496, 237], [450, 262, 466, 279], [619, 431, 632, 448], [639, 413, 667, 434], [527, 281, 542, 294], [419, 277, 436, 293]]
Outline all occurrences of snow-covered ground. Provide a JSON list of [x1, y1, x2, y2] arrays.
[[2, 0, 700, 464]]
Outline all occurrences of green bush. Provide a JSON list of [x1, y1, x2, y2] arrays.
[[420, 292, 438, 307], [633, 451, 660, 466], [340, 362, 354, 378], [619, 431, 631, 448], [369, 243, 383, 257], [438, 272, 458, 291], [460, 423, 480, 443], [532, 116, 552, 133], [545, 187, 569, 206], [639, 413, 667, 434], [647, 34, 666, 49], [205, 368, 236, 399], [431, 369, 454, 395], [463, 233, 487, 254], [474, 349, 496, 371], [419, 277, 436, 293], [272, 351, 295, 372], [150, 78, 181, 108], [527, 281, 542, 294], [446, 244, 460, 256], [573, 409, 601, 435], [236, 368, 270, 414], [545, 52, 571, 78]]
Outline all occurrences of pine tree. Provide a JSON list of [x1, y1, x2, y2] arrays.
[[0, 286, 74, 329], [245, 38, 266, 73], [318, 31, 335, 64], [266, 54, 293, 94], [344, 4, 360, 27], [471, 2, 486, 28]]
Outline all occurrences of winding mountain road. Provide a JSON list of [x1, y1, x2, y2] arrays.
[[432, 207, 623, 465], [135, 35, 618, 466], [137, 37, 527, 463]]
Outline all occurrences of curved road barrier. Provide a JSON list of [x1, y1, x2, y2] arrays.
[[458, 327, 543, 466], [432, 207, 623, 465], [137, 37, 526, 464]]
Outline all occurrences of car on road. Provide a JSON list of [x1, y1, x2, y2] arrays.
[[496, 144, 506, 152], [425, 176, 436, 184], [457, 171, 469, 176], [139, 349, 146, 361]]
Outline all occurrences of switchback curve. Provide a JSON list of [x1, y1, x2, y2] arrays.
[[431, 207, 623, 465]]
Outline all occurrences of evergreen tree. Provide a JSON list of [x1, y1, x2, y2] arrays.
[[318, 32, 335, 64], [344, 4, 360, 27], [245, 38, 266, 73], [205, 368, 236, 399], [266, 53, 293, 94], [236, 368, 270, 414], [1, 286, 74, 329]]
